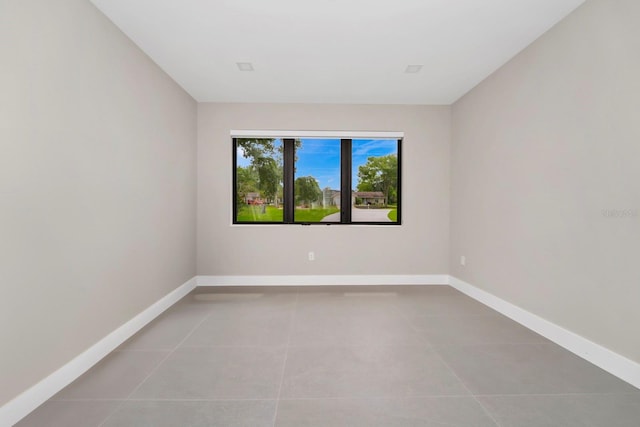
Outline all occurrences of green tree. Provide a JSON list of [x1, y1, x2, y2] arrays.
[[295, 176, 322, 207], [237, 138, 278, 164], [236, 165, 258, 206], [356, 154, 398, 205], [236, 138, 302, 204], [255, 157, 280, 203], [237, 138, 281, 204]]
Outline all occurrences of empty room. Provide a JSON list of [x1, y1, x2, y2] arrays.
[[1, 0, 639, 425]]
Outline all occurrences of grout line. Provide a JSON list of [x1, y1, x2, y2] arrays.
[[472, 391, 640, 397], [122, 395, 472, 401], [48, 398, 127, 402], [50, 390, 640, 403], [283, 343, 433, 348], [265, 395, 485, 401], [401, 314, 504, 318], [115, 397, 277, 402], [272, 291, 298, 427], [429, 342, 562, 350], [391, 300, 435, 350], [97, 305, 217, 427], [429, 351, 502, 426], [398, 310, 502, 427], [52, 395, 473, 403], [174, 344, 291, 349]]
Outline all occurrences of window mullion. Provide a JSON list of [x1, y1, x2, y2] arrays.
[[283, 138, 295, 223], [340, 139, 352, 223], [396, 138, 402, 225]]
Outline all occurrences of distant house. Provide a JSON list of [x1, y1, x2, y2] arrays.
[[322, 188, 341, 207], [353, 191, 386, 206], [322, 189, 386, 206], [245, 192, 263, 204]]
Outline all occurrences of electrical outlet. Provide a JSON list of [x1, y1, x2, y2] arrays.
[[308, 251, 315, 261], [460, 255, 466, 266]]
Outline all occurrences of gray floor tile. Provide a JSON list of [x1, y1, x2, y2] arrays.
[[478, 393, 640, 427], [295, 285, 448, 295], [19, 286, 639, 426], [131, 346, 286, 399], [15, 400, 119, 427], [103, 400, 276, 427], [53, 350, 169, 399], [119, 304, 211, 350], [290, 311, 425, 346], [437, 343, 638, 395], [280, 345, 470, 398], [191, 286, 296, 296], [181, 308, 291, 347], [397, 286, 464, 297], [407, 314, 548, 345], [394, 294, 499, 317], [276, 397, 498, 426], [296, 293, 401, 317], [189, 292, 296, 315]]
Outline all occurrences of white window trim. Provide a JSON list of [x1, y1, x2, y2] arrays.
[[230, 130, 404, 139]]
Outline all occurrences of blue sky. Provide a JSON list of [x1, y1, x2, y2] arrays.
[[295, 139, 340, 189], [237, 138, 397, 190], [297, 138, 397, 190]]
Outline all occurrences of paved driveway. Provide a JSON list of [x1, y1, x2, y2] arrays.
[[321, 207, 393, 222]]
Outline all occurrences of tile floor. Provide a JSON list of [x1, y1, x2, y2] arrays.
[[17, 286, 640, 426]]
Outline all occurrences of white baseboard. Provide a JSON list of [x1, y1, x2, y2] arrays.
[[449, 276, 640, 390], [1, 277, 198, 427], [196, 274, 449, 286]]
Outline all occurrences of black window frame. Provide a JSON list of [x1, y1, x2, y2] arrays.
[[233, 137, 402, 225]]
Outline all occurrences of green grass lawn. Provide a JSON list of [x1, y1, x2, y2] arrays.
[[237, 205, 283, 222], [388, 209, 397, 222], [237, 205, 340, 222], [295, 207, 340, 222]]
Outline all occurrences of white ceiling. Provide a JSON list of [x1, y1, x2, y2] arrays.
[[90, 0, 585, 105]]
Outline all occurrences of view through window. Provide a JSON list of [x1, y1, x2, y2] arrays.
[[234, 136, 401, 225]]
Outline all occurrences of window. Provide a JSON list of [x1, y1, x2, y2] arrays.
[[233, 132, 401, 225], [234, 138, 284, 223]]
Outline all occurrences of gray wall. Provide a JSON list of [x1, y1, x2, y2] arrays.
[[198, 103, 451, 276], [450, 0, 640, 363], [0, 0, 197, 405]]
